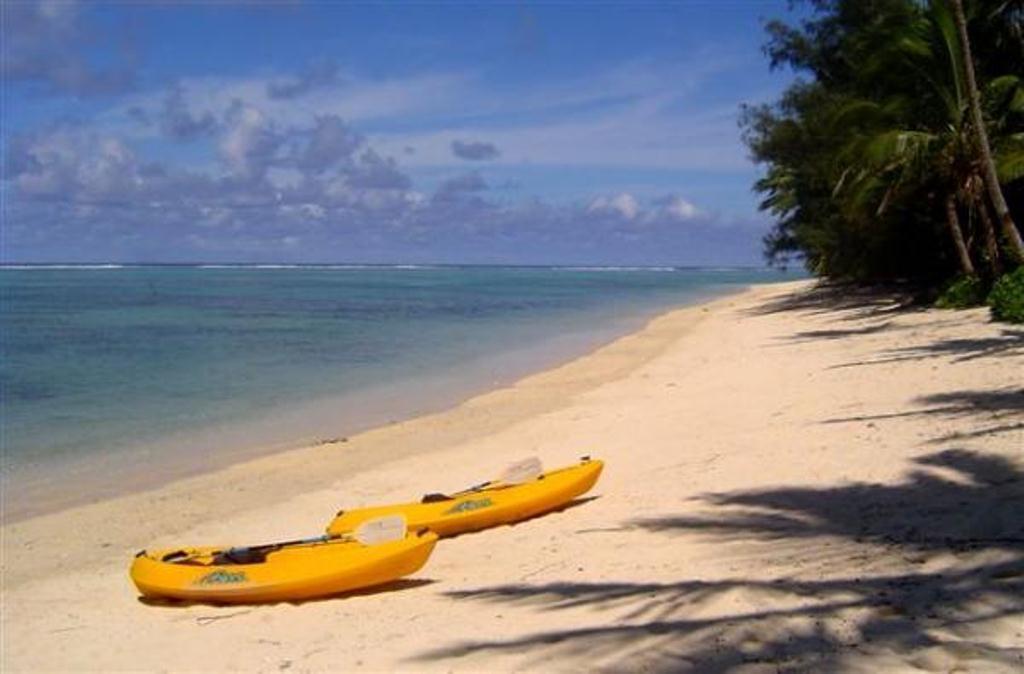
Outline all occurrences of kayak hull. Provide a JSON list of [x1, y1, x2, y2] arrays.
[[131, 529, 437, 604], [327, 458, 603, 538]]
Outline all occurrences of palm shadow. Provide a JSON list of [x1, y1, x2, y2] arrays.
[[639, 449, 1022, 552], [787, 320, 895, 341], [821, 388, 1024, 445], [822, 387, 1023, 421], [746, 282, 924, 320], [415, 449, 1024, 672], [749, 283, 1021, 365], [831, 329, 1024, 367]]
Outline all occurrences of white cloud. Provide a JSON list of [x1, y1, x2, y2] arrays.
[[585, 192, 707, 225], [107, 70, 474, 139], [663, 196, 699, 221], [219, 102, 278, 180], [100, 45, 753, 173], [588, 193, 640, 220]]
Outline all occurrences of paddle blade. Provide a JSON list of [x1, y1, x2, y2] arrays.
[[353, 514, 408, 545], [498, 457, 543, 485]]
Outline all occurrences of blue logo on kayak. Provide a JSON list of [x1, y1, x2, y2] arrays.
[[195, 570, 247, 585], [445, 497, 494, 515]]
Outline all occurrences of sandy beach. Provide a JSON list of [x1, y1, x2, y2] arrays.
[[2, 280, 1021, 672]]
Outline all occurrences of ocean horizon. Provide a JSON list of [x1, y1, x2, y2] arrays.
[[1, 265, 799, 519]]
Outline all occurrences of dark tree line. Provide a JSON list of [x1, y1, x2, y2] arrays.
[[744, 0, 1024, 285]]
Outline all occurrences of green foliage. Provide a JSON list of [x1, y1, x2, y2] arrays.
[[935, 275, 986, 307], [987, 267, 1024, 322], [745, 0, 1024, 284]]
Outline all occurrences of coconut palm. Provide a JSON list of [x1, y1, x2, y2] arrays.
[[832, 0, 1024, 276], [950, 0, 1024, 262], [744, 0, 1023, 282]]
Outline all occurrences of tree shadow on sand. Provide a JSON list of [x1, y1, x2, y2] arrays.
[[822, 387, 1023, 423], [416, 449, 1023, 672], [750, 283, 1023, 361], [820, 387, 1024, 447], [746, 282, 924, 321], [829, 329, 1024, 367]]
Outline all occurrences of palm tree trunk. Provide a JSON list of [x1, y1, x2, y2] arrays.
[[978, 198, 1003, 277], [950, 0, 1024, 263], [946, 193, 975, 275]]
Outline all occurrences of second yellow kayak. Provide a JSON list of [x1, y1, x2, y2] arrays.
[[131, 526, 437, 604], [327, 456, 603, 538]]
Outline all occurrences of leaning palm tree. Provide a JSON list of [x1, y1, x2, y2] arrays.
[[835, 112, 978, 275], [833, 0, 1024, 276], [957, 69, 1024, 275], [950, 0, 1024, 261], [830, 5, 974, 274]]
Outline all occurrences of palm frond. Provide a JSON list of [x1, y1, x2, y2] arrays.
[[863, 130, 938, 168], [927, 0, 966, 120], [995, 145, 1024, 184]]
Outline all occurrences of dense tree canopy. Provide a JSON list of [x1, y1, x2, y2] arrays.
[[744, 0, 1024, 283]]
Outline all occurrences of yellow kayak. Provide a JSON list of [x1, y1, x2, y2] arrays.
[[327, 456, 603, 538], [131, 524, 436, 604]]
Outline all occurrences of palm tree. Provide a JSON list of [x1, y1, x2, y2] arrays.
[[835, 118, 978, 275], [833, 0, 1023, 276], [745, 0, 1023, 281], [950, 0, 1024, 262]]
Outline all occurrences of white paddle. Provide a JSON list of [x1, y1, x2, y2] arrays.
[[496, 457, 543, 485], [163, 514, 411, 565], [453, 457, 544, 496], [351, 514, 407, 545]]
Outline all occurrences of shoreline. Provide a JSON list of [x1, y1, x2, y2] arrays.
[[2, 282, 765, 589], [4, 278, 1020, 672], [2, 281, 748, 525]]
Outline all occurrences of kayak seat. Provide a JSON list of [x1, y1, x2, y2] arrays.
[[421, 492, 453, 503], [213, 547, 271, 565]]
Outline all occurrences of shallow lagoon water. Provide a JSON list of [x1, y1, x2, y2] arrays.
[[1, 265, 798, 517]]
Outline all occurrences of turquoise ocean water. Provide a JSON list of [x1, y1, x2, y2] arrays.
[[1, 265, 797, 518]]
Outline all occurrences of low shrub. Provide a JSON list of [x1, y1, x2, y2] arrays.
[[934, 275, 986, 309], [987, 267, 1024, 323]]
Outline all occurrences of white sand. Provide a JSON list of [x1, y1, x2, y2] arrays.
[[2, 280, 1021, 672]]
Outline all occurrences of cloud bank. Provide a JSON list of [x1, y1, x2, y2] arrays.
[[5, 101, 754, 264], [3, 7, 774, 265]]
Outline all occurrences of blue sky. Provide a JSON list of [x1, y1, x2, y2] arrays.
[[3, 1, 804, 265]]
